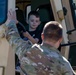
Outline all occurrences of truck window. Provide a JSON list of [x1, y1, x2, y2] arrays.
[[0, 0, 7, 25], [69, 0, 76, 28]]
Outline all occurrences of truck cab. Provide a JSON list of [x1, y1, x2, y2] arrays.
[[0, 0, 76, 75]]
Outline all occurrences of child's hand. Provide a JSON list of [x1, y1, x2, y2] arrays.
[[23, 31, 30, 38]]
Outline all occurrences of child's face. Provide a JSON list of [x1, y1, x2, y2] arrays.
[[28, 15, 40, 30]]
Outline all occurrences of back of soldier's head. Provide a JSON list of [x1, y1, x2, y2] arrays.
[[42, 21, 63, 42]]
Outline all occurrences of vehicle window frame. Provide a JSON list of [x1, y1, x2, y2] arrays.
[[0, 0, 7, 25]]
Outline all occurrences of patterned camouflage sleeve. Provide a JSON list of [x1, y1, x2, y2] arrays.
[[61, 57, 76, 75], [5, 21, 32, 59]]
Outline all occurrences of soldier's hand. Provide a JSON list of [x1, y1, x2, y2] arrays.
[[6, 9, 17, 24], [8, 9, 17, 22]]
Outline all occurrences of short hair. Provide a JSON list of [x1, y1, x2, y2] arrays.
[[42, 21, 63, 42], [28, 11, 40, 19]]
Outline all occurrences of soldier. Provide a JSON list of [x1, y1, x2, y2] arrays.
[[4, 10, 76, 75]]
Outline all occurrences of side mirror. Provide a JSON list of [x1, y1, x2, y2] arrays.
[[0, 0, 7, 25]]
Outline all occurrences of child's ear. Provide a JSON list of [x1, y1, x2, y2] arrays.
[[39, 21, 41, 25]]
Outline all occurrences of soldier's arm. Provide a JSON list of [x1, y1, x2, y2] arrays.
[[62, 57, 76, 75], [4, 10, 32, 60]]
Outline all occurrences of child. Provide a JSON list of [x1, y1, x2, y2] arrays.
[[23, 11, 42, 44]]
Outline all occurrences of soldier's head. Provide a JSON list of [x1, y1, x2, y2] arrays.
[[41, 21, 63, 48]]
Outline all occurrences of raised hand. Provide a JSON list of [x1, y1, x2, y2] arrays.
[[6, 9, 17, 24]]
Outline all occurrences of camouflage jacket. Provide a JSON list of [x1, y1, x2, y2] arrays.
[[5, 21, 75, 75]]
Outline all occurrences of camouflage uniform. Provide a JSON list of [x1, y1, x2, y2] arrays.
[[5, 21, 75, 75]]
